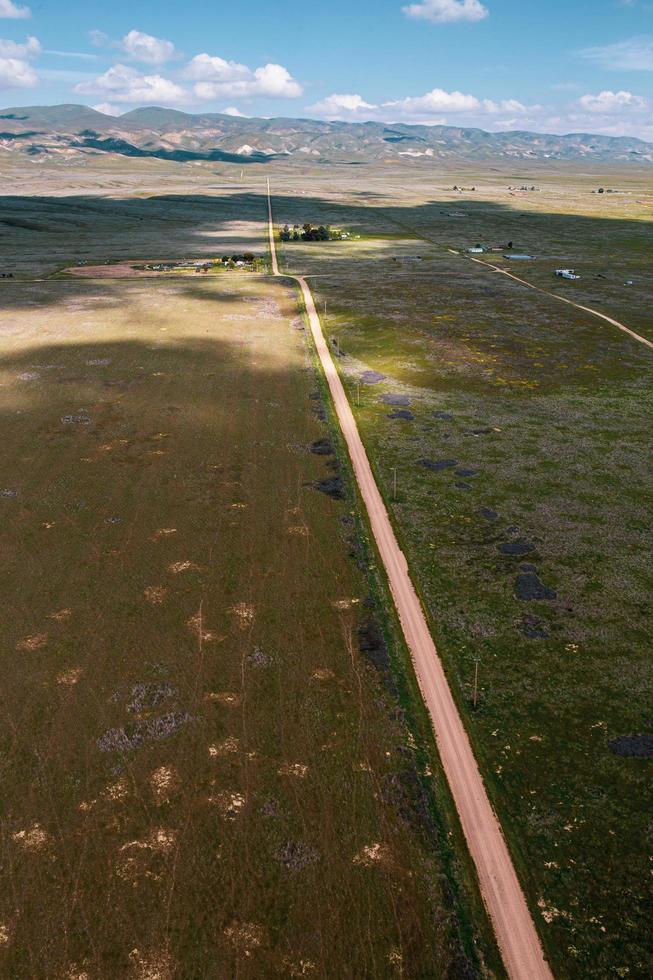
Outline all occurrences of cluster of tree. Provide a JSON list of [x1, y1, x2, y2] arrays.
[[280, 224, 331, 242], [220, 253, 256, 264]]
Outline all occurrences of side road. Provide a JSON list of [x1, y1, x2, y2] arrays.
[[464, 253, 653, 352], [266, 179, 554, 980]]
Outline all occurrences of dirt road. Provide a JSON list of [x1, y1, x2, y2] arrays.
[[266, 180, 553, 980], [466, 255, 653, 351]]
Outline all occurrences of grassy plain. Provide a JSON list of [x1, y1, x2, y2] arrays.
[[0, 273, 492, 978], [0, 154, 650, 979], [272, 167, 653, 979]]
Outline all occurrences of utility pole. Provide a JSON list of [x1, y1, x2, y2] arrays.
[[356, 382, 361, 407], [473, 657, 480, 709], [392, 467, 398, 501]]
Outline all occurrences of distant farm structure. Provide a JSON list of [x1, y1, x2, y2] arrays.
[[279, 223, 358, 243], [465, 241, 514, 254], [134, 254, 260, 275], [555, 268, 581, 280]]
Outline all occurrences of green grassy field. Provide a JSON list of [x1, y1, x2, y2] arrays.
[[273, 176, 652, 979], [0, 157, 650, 979], [0, 275, 497, 978]]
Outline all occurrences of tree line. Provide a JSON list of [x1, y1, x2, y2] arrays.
[[280, 223, 331, 242]]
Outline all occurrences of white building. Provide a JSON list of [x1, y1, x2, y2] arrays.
[[555, 269, 581, 280]]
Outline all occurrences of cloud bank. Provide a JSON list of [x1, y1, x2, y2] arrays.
[[306, 84, 653, 141], [403, 0, 489, 24], [0, 0, 31, 19], [0, 30, 38, 89]]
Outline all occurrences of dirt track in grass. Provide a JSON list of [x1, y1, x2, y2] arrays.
[[268, 182, 552, 980]]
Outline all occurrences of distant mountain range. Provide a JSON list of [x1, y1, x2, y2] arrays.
[[1, 103, 652, 166]]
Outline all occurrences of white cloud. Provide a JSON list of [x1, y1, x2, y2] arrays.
[[44, 49, 99, 61], [75, 64, 190, 106], [0, 56, 37, 87], [580, 35, 653, 71], [88, 28, 176, 64], [185, 54, 302, 99], [403, 0, 489, 24], [92, 102, 122, 116], [119, 30, 176, 65], [0, 34, 39, 58], [71, 43, 301, 107], [387, 88, 482, 114], [0, 0, 31, 19], [89, 30, 109, 48], [307, 88, 528, 124], [221, 106, 247, 117], [577, 90, 648, 113], [304, 85, 653, 140], [307, 93, 377, 119], [184, 53, 250, 83]]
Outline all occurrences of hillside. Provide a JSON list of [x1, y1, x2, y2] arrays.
[[1, 103, 652, 165]]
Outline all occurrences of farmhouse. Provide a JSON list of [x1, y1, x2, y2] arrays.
[[555, 268, 581, 280]]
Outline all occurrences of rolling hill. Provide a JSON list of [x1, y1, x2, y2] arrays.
[[1, 103, 652, 166]]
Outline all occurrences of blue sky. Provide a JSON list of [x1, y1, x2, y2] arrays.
[[1, 0, 652, 139]]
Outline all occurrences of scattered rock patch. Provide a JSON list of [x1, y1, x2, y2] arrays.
[[276, 841, 320, 872], [308, 392, 326, 421], [521, 615, 549, 639], [380, 393, 410, 406], [608, 735, 653, 759], [515, 573, 557, 601], [127, 682, 175, 715], [309, 438, 333, 456], [308, 477, 345, 500], [97, 712, 192, 753], [260, 798, 280, 818], [418, 458, 458, 472], [360, 370, 386, 385], [380, 765, 439, 840], [499, 541, 535, 557], [248, 646, 272, 668]]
